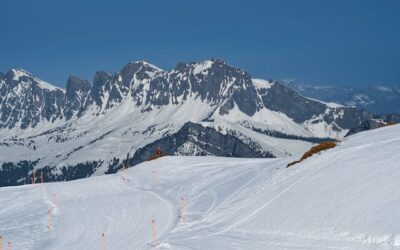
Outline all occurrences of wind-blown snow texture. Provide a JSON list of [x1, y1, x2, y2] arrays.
[[0, 59, 397, 186], [0, 124, 399, 249]]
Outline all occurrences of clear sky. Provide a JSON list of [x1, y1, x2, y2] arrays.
[[0, 0, 399, 87]]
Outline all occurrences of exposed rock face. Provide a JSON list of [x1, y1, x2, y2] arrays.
[[260, 81, 374, 130], [0, 69, 65, 129], [64, 76, 91, 119], [261, 82, 327, 123], [127, 122, 274, 167], [345, 120, 384, 137], [345, 114, 400, 137]]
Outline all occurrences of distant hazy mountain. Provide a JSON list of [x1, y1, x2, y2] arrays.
[[0, 59, 398, 186], [282, 79, 400, 114]]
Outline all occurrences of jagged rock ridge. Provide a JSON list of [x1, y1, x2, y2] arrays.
[[1, 59, 398, 187]]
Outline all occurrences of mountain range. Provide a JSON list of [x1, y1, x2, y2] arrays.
[[282, 79, 400, 114], [0, 59, 398, 186]]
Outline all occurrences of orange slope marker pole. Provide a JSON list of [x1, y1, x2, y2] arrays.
[[180, 197, 187, 223], [151, 219, 157, 247], [0, 236, 3, 250], [101, 233, 106, 250], [47, 208, 52, 230]]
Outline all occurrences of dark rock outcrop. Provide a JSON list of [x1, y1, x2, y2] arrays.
[[127, 122, 274, 167]]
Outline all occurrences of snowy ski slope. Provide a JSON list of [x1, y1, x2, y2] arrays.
[[0, 124, 399, 249]]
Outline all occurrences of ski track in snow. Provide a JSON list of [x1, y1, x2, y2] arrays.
[[1, 125, 400, 249]]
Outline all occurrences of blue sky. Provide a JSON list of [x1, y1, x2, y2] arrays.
[[0, 0, 399, 87]]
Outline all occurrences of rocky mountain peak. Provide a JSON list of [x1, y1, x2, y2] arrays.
[[174, 58, 230, 76], [0, 68, 64, 128], [6, 68, 32, 80], [4, 68, 63, 93], [121, 61, 162, 82], [93, 71, 111, 87], [67, 76, 91, 92], [64, 76, 91, 119]]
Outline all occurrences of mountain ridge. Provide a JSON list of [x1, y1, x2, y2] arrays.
[[0, 59, 399, 186], [282, 79, 400, 114]]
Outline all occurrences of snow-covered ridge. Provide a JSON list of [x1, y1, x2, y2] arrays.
[[11, 68, 30, 81], [134, 60, 164, 72], [305, 96, 344, 108], [252, 78, 274, 90], [10, 68, 64, 92], [34, 77, 64, 92], [192, 60, 214, 75], [1, 124, 399, 249]]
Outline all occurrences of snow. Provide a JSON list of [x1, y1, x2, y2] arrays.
[[252, 78, 274, 90], [0, 83, 343, 171], [193, 61, 214, 75], [0, 94, 218, 169], [34, 78, 63, 92], [135, 60, 164, 72], [10, 68, 64, 92], [11, 68, 29, 81], [0, 66, 373, 190], [215, 103, 309, 136], [302, 113, 348, 139], [1, 124, 399, 249], [0, 174, 174, 250], [305, 97, 344, 108]]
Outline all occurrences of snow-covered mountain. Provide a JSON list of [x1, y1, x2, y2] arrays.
[[1, 124, 399, 249], [0, 69, 65, 129], [0, 59, 398, 186], [282, 79, 400, 114]]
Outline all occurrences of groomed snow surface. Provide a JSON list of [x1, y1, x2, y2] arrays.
[[1, 125, 400, 249]]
